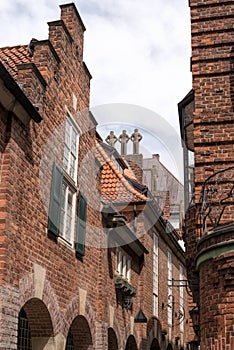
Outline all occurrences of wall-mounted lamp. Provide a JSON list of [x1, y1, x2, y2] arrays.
[[134, 298, 147, 323]]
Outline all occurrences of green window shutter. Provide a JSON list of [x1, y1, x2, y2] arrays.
[[48, 163, 63, 236], [75, 192, 87, 256]]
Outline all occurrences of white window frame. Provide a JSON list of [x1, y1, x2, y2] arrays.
[[60, 180, 76, 246], [168, 251, 173, 326], [60, 115, 80, 245], [179, 265, 184, 332], [63, 115, 80, 183], [153, 234, 159, 317], [116, 249, 131, 281]]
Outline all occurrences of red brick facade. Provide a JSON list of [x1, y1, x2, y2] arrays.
[[0, 3, 190, 350], [179, 1, 234, 349]]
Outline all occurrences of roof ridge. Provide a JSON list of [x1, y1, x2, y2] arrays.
[[95, 140, 147, 202]]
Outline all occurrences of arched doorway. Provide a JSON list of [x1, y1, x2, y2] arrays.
[[108, 328, 118, 350], [17, 298, 54, 350], [150, 338, 160, 350], [65, 315, 93, 350], [125, 335, 137, 350]]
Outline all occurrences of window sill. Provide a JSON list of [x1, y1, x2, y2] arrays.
[[58, 236, 73, 250]]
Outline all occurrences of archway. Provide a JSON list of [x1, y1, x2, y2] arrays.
[[150, 338, 160, 350], [108, 328, 118, 350], [65, 315, 93, 350], [167, 344, 173, 350], [17, 298, 54, 350], [125, 335, 137, 350]]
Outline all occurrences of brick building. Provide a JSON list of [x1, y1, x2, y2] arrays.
[[0, 3, 190, 350], [142, 154, 184, 231], [179, 1, 234, 349]]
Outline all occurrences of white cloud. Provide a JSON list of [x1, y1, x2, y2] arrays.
[[0, 0, 191, 177]]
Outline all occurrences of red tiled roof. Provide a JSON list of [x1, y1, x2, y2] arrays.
[[0, 45, 31, 79], [95, 140, 147, 204]]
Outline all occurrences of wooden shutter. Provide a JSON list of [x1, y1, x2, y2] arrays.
[[48, 163, 63, 236], [75, 192, 87, 256]]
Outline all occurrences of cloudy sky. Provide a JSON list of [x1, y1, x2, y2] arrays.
[[0, 0, 192, 179]]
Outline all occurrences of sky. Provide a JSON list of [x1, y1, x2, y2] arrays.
[[0, 0, 192, 180]]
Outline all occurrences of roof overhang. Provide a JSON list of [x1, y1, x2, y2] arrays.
[[108, 226, 149, 257], [0, 62, 42, 124]]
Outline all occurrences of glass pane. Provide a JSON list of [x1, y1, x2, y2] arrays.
[[65, 119, 71, 146], [71, 128, 77, 153], [69, 155, 76, 179], [63, 146, 69, 172], [60, 183, 67, 236], [65, 189, 73, 242]]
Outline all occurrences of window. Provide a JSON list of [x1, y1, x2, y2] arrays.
[[48, 117, 87, 254], [116, 250, 131, 281], [60, 181, 76, 244], [63, 117, 79, 181], [17, 309, 32, 350], [168, 251, 173, 325], [153, 235, 159, 317], [179, 265, 184, 332]]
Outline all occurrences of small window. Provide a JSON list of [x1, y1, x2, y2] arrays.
[[116, 249, 131, 281]]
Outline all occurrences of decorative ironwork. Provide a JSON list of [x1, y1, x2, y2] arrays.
[[200, 166, 234, 234], [162, 295, 185, 328], [168, 279, 198, 297]]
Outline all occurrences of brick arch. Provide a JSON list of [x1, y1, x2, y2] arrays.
[[19, 271, 60, 335], [108, 328, 118, 350], [42, 279, 61, 334], [124, 322, 139, 348], [63, 296, 96, 344], [22, 298, 54, 338], [125, 335, 138, 350], [150, 338, 161, 350], [66, 315, 94, 350], [111, 313, 123, 349]]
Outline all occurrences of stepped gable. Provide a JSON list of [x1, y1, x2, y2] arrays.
[[0, 45, 31, 79], [95, 140, 147, 204]]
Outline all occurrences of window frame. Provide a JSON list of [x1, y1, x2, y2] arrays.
[[179, 265, 184, 332], [167, 251, 173, 326], [116, 249, 131, 282], [153, 234, 159, 317], [63, 115, 80, 184], [59, 179, 77, 246]]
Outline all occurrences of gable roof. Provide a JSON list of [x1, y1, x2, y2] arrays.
[[0, 45, 31, 79], [95, 140, 147, 205]]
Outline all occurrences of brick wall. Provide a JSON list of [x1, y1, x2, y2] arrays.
[[186, 1, 234, 349], [0, 3, 190, 350]]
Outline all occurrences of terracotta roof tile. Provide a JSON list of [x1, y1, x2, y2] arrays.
[[0, 45, 31, 79], [95, 140, 147, 204]]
